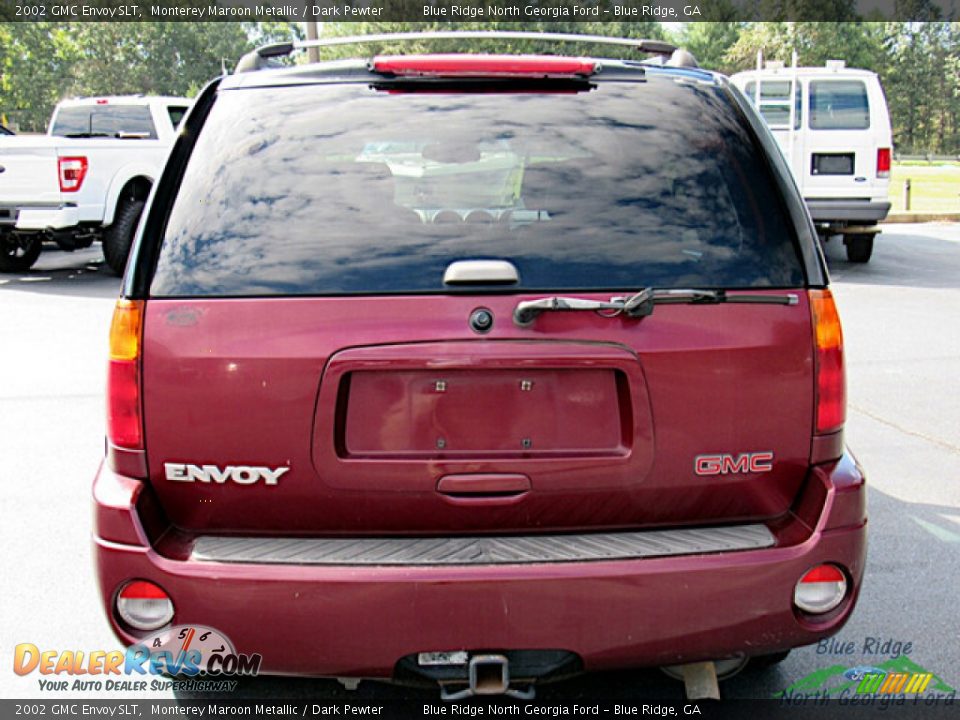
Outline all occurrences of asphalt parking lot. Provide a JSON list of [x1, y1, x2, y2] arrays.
[[1, 223, 958, 701]]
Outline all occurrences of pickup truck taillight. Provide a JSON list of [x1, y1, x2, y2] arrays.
[[107, 299, 144, 467], [58, 156, 88, 192], [876, 148, 891, 179]]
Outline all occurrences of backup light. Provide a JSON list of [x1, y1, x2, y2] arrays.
[[794, 564, 847, 614], [116, 580, 174, 631]]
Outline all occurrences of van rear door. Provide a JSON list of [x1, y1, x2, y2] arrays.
[[801, 75, 888, 202]]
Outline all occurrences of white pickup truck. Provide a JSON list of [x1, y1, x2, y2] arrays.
[[0, 95, 191, 274]]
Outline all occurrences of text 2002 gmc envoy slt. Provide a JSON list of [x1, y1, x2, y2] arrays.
[[93, 33, 867, 699]]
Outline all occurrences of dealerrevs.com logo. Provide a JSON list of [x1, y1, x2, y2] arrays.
[[14, 626, 260, 692]]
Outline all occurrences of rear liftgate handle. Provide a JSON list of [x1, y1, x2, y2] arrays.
[[436, 474, 531, 507]]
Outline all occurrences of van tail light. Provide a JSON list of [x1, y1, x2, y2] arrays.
[[58, 156, 88, 192], [810, 290, 846, 437], [107, 299, 144, 464], [876, 148, 891, 178]]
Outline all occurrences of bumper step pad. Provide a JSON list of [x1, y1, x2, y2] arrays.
[[192, 524, 774, 566]]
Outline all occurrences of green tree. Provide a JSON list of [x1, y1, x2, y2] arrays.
[[680, 22, 745, 72], [880, 22, 959, 153], [0, 22, 299, 132], [317, 20, 664, 60], [725, 22, 886, 71], [64, 23, 247, 97], [0, 24, 77, 131]]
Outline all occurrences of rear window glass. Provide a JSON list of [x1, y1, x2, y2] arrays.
[[809, 80, 870, 130], [167, 106, 189, 130], [744, 80, 801, 130], [51, 105, 157, 138], [150, 78, 804, 297]]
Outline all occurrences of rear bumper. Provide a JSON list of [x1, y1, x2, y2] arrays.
[[0, 204, 79, 230], [93, 455, 867, 678], [806, 199, 891, 224]]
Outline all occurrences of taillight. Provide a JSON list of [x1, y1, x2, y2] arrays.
[[107, 299, 144, 451], [810, 290, 845, 435], [876, 147, 891, 178], [794, 564, 848, 614], [58, 156, 88, 192], [116, 580, 174, 631]]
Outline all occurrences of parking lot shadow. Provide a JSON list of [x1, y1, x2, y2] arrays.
[[172, 665, 690, 703], [0, 245, 120, 299], [824, 224, 960, 290]]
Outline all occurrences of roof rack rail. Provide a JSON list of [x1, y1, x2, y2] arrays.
[[235, 31, 697, 74]]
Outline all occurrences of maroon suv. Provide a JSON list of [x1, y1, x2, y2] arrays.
[[94, 34, 866, 698]]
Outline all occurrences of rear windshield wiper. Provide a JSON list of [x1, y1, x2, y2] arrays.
[[62, 132, 111, 138], [513, 288, 799, 326]]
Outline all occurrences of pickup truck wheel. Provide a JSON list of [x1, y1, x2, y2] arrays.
[[103, 199, 145, 276], [844, 234, 875, 263], [0, 233, 42, 272]]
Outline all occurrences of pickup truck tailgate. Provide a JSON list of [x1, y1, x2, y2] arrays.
[[0, 138, 62, 207]]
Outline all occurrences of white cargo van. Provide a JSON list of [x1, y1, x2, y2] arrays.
[[731, 60, 892, 263]]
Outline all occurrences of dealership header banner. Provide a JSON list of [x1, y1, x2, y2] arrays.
[[2, 0, 958, 22]]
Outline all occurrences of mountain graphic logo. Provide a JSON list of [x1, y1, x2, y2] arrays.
[[777, 656, 956, 698]]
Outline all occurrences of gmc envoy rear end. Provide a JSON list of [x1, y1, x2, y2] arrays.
[[94, 33, 867, 699]]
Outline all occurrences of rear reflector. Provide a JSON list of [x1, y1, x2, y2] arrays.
[[810, 290, 846, 435], [107, 300, 144, 451], [794, 564, 847, 614], [58, 156, 88, 192], [877, 147, 891, 178], [372, 55, 596, 78], [116, 580, 174, 631]]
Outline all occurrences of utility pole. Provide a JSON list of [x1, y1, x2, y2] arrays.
[[303, 6, 319, 64]]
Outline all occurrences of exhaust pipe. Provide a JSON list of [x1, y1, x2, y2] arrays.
[[440, 655, 535, 701]]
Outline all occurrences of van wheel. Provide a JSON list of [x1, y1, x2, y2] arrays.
[[0, 232, 42, 272], [103, 199, 145, 276], [845, 234, 875, 263]]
